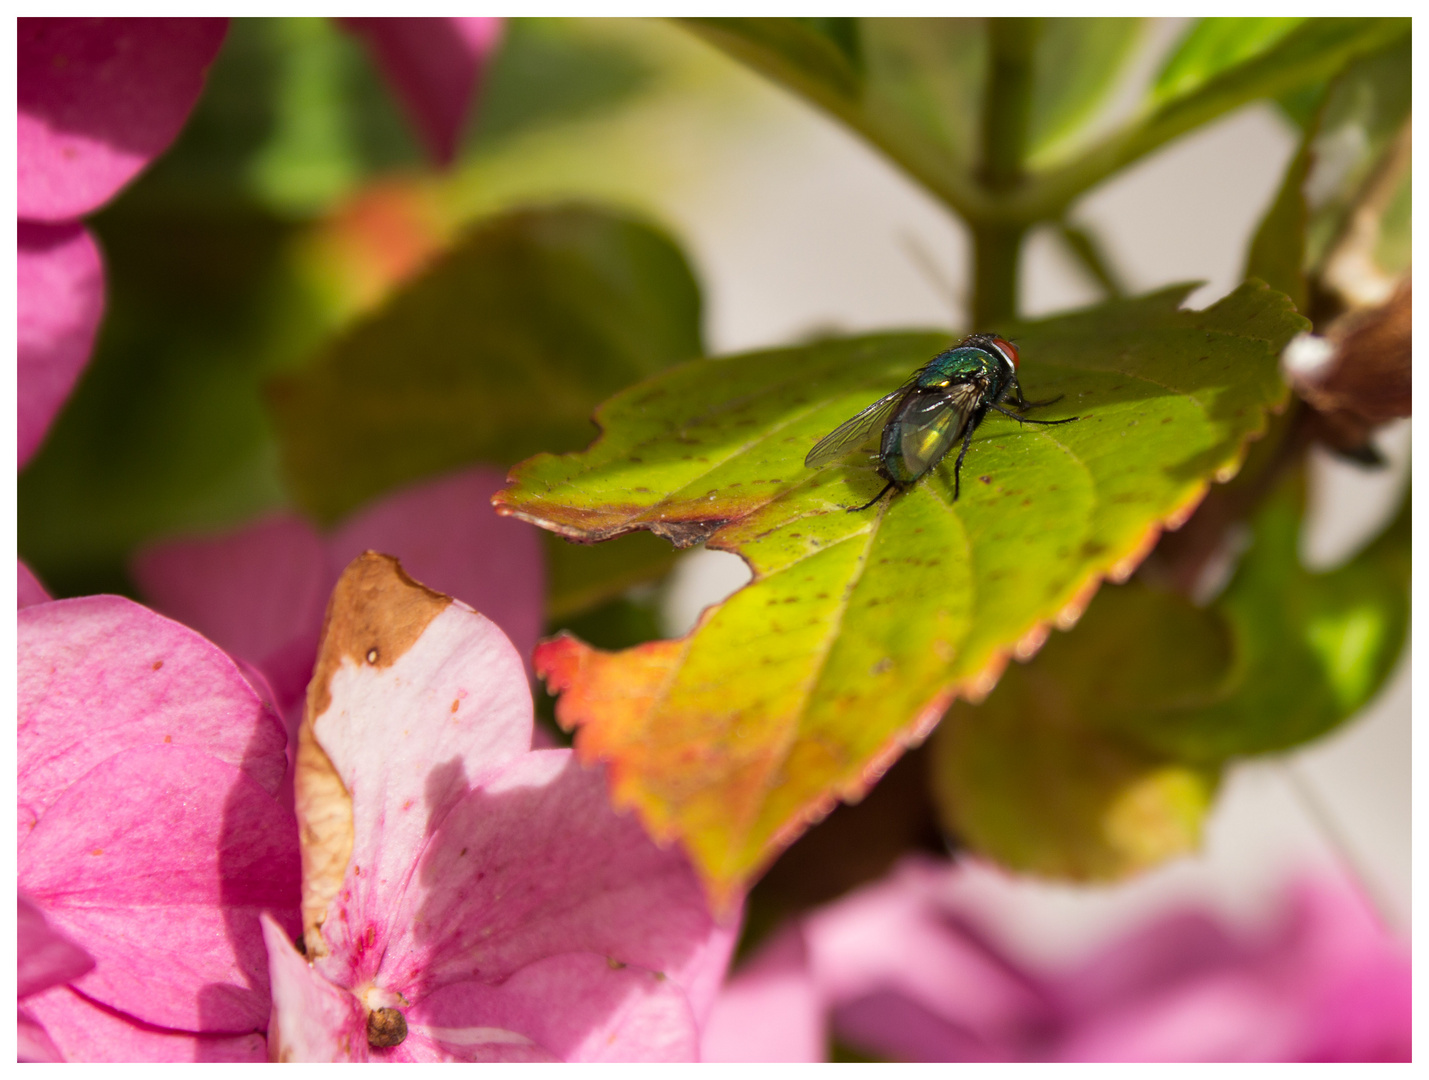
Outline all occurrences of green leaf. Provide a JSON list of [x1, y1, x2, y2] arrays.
[[682, 18, 1142, 217], [509, 282, 1304, 902], [1026, 18, 1408, 223], [131, 17, 422, 217], [1245, 94, 1324, 313], [267, 204, 705, 524], [468, 17, 657, 153], [1302, 36, 1411, 271], [18, 204, 303, 597], [1150, 19, 1307, 106], [1025, 19, 1144, 168], [1246, 34, 1410, 317], [929, 475, 1408, 879], [544, 530, 679, 622], [1113, 479, 1410, 761]]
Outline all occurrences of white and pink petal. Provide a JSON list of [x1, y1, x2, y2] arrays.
[[325, 466, 545, 672], [296, 555, 531, 985], [410, 952, 698, 1062], [386, 748, 735, 1016]]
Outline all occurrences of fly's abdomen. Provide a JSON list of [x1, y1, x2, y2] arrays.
[[881, 388, 967, 484]]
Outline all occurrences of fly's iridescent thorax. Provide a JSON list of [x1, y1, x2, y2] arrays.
[[915, 342, 1014, 397]]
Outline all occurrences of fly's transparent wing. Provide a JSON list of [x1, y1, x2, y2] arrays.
[[804, 375, 919, 469]]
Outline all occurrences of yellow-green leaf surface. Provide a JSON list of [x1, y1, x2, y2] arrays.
[[931, 475, 1408, 880], [502, 283, 1304, 903]]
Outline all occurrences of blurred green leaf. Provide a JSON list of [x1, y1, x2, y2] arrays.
[[1246, 35, 1409, 316], [682, 18, 1142, 215], [1116, 479, 1410, 761], [1245, 96, 1323, 313], [18, 205, 305, 597], [511, 281, 1303, 901], [544, 530, 680, 622], [131, 17, 421, 217], [268, 204, 705, 524], [930, 474, 1408, 879], [468, 17, 656, 153], [1150, 19, 1306, 106], [1302, 36, 1411, 271], [1026, 19, 1143, 167], [1029, 18, 1408, 222]]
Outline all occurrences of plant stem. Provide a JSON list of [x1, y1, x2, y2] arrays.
[[979, 18, 1039, 191], [972, 18, 1039, 326], [971, 221, 1026, 328]]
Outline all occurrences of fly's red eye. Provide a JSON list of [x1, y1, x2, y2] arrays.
[[992, 337, 1019, 369]]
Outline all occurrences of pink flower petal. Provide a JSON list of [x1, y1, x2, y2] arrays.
[[19, 746, 300, 1033], [18, 17, 227, 221], [18, 560, 52, 608], [22, 985, 266, 1063], [132, 514, 328, 715], [702, 926, 825, 1062], [804, 857, 1052, 1053], [18, 893, 94, 999], [344, 18, 503, 165], [326, 467, 545, 673], [18, 1006, 65, 1062], [1057, 970, 1302, 1062], [17, 221, 104, 468], [303, 576, 533, 987], [383, 749, 735, 1017], [409, 952, 699, 1062], [18, 595, 289, 840], [262, 915, 369, 1063]]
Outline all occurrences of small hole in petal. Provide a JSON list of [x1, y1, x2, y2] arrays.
[[367, 1007, 407, 1048], [366, 648, 379, 664]]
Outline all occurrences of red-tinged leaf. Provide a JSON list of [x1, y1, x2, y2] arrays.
[[510, 283, 1305, 903]]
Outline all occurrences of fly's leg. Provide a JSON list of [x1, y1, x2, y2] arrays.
[[950, 421, 977, 501], [848, 479, 896, 513], [989, 402, 1079, 426], [1009, 379, 1065, 412]]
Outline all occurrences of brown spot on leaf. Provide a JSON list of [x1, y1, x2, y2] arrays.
[[648, 519, 725, 548]]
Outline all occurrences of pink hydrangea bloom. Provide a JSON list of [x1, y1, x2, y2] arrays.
[[711, 856, 1410, 1062], [344, 18, 504, 165], [18, 594, 298, 1062], [18, 18, 228, 221], [18, 560, 51, 608], [263, 553, 736, 1061], [17, 17, 227, 468], [17, 223, 105, 468], [131, 467, 544, 732], [18, 893, 95, 1062], [701, 926, 825, 1063]]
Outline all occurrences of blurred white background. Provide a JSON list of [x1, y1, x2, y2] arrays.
[[616, 19, 1413, 952]]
